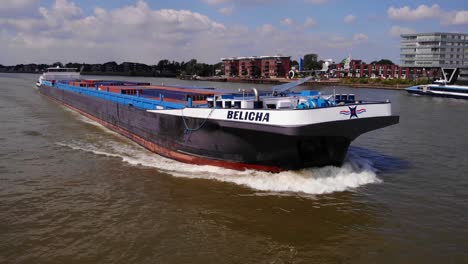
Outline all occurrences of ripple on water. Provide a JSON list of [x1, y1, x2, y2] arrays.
[[22, 130, 42, 137]]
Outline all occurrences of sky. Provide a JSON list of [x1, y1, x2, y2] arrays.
[[0, 0, 467, 65]]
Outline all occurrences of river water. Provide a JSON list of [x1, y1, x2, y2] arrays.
[[1, 73, 467, 263]]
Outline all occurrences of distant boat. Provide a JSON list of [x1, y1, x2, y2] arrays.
[[406, 68, 468, 99]]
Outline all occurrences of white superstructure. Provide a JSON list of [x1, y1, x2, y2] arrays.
[[36, 67, 80, 87]]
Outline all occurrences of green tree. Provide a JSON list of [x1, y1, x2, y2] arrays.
[[185, 59, 198, 75], [303, 53, 321, 70], [370, 59, 394, 65], [157, 59, 170, 72]]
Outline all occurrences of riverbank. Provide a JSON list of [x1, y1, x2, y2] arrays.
[[3, 71, 417, 90]]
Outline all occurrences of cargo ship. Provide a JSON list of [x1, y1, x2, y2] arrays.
[[37, 67, 399, 172]]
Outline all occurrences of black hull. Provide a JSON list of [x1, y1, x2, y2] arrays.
[[39, 85, 398, 171]]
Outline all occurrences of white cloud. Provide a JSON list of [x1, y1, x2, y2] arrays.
[[202, 0, 227, 4], [0, 0, 380, 65], [280, 18, 294, 26], [0, 0, 38, 10], [344, 14, 356, 24], [443, 10, 468, 25], [304, 17, 318, 27], [353, 33, 368, 41], [388, 4, 441, 21], [387, 4, 468, 25], [257, 24, 276, 35], [202, 0, 279, 5], [388, 26, 416, 37], [305, 0, 329, 4], [0, 0, 229, 64], [218, 6, 233, 16], [0, 0, 40, 17], [53, 0, 82, 18]]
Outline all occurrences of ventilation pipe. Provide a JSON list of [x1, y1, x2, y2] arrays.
[[252, 88, 263, 109], [252, 88, 259, 101]]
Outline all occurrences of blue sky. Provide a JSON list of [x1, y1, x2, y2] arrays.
[[0, 0, 467, 65]]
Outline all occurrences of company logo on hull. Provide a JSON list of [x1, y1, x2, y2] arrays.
[[227, 110, 270, 122], [340, 106, 366, 119]]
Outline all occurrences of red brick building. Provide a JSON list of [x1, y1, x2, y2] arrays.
[[332, 60, 440, 79], [222, 56, 291, 78]]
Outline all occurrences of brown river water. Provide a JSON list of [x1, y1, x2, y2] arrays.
[[1, 73, 467, 263]]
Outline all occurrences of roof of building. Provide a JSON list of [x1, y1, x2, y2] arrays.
[[401, 32, 468, 37]]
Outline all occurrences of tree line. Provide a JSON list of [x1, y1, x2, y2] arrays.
[[0, 59, 224, 77]]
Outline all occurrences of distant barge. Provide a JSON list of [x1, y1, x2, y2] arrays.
[[37, 67, 399, 172]]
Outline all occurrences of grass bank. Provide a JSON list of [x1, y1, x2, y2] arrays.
[[339, 77, 431, 89]]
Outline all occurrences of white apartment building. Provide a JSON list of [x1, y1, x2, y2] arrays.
[[400, 32, 468, 68]]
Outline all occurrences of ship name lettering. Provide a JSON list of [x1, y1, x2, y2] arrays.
[[227, 111, 270, 122]]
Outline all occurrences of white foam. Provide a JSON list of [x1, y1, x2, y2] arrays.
[[56, 137, 381, 195]]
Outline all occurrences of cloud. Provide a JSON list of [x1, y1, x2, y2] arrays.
[[443, 10, 468, 25], [280, 18, 294, 26], [257, 24, 276, 35], [388, 4, 441, 20], [218, 6, 233, 16], [0, 0, 229, 64], [280, 17, 318, 29], [353, 33, 368, 41], [388, 26, 416, 37], [0, 0, 40, 17], [388, 4, 468, 25], [0, 0, 379, 65], [344, 14, 356, 24], [202, 0, 279, 5], [0, 0, 38, 10], [304, 0, 329, 4], [202, 0, 227, 4], [304, 17, 318, 27]]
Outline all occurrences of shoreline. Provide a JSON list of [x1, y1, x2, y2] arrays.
[[0, 71, 412, 90]]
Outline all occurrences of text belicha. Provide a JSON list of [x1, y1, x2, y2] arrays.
[[227, 110, 270, 122]]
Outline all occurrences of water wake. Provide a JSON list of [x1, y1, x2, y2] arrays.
[[57, 138, 381, 195], [57, 107, 381, 195]]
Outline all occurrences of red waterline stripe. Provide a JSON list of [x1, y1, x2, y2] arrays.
[[41, 90, 283, 173]]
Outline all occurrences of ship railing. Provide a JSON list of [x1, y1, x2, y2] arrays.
[[55, 83, 185, 110], [42, 80, 53, 86]]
